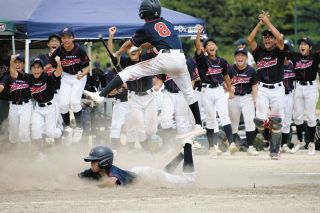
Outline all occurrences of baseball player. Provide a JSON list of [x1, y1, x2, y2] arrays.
[[11, 57, 62, 142], [0, 54, 32, 143], [228, 48, 259, 156], [49, 27, 90, 143], [78, 144, 196, 186], [91, 0, 204, 141], [248, 11, 285, 159], [281, 40, 295, 153], [39, 33, 63, 132], [195, 25, 237, 155], [288, 37, 320, 155], [234, 38, 256, 66]]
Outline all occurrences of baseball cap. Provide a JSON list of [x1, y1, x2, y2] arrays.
[[204, 38, 217, 47], [234, 48, 248, 56], [262, 29, 274, 37], [30, 57, 44, 68], [298, 37, 312, 47], [48, 33, 62, 43], [129, 46, 140, 53], [234, 38, 246, 46], [15, 53, 25, 62], [60, 27, 74, 37]]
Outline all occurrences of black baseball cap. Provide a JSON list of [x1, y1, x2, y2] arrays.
[[234, 48, 248, 56], [298, 37, 312, 47], [60, 27, 74, 37], [234, 38, 246, 46], [30, 57, 44, 68], [15, 53, 25, 62], [204, 38, 217, 47], [262, 29, 274, 37], [48, 33, 62, 42]]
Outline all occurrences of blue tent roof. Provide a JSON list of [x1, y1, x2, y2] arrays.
[[0, 0, 205, 40]]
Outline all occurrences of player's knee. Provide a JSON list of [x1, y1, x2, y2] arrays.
[[253, 117, 265, 130], [269, 116, 282, 131], [70, 104, 82, 113], [60, 104, 70, 114]]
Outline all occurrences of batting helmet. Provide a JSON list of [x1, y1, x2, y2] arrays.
[[139, 0, 161, 20], [284, 39, 294, 52], [84, 146, 113, 168]]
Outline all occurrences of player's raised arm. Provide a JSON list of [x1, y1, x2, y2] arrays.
[[248, 18, 264, 51], [259, 12, 284, 50], [53, 56, 62, 77], [115, 40, 133, 59], [195, 25, 204, 55], [9, 54, 19, 79], [107, 26, 117, 54]]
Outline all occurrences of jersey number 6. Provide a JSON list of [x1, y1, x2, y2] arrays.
[[154, 22, 171, 37]]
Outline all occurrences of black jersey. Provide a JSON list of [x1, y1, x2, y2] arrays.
[[283, 61, 295, 92], [288, 51, 320, 81], [0, 71, 31, 102], [120, 51, 155, 92], [186, 57, 201, 88], [130, 17, 182, 51], [25, 72, 60, 103], [195, 52, 229, 85], [228, 65, 258, 95], [252, 45, 285, 83], [39, 53, 61, 90], [49, 43, 90, 75]]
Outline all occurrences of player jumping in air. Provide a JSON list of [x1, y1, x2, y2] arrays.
[[86, 0, 205, 141]]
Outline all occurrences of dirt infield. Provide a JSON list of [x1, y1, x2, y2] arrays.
[[0, 142, 320, 213]]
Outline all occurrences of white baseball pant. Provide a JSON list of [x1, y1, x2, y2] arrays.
[[126, 92, 158, 143], [160, 91, 194, 135], [110, 100, 129, 139], [256, 83, 285, 120], [32, 102, 62, 139], [293, 82, 319, 126], [118, 50, 197, 105], [282, 91, 294, 133], [194, 89, 206, 122], [59, 72, 87, 114], [202, 86, 231, 129], [53, 90, 63, 130], [131, 166, 195, 184], [8, 102, 32, 143], [228, 94, 255, 133]]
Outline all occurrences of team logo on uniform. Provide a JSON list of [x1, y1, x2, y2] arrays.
[[0, 23, 6, 32]]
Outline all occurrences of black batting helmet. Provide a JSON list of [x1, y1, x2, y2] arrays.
[[139, 0, 161, 20], [84, 146, 113, 168]]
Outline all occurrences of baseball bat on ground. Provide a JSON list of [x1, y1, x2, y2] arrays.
[[98, 34, 123, 72]]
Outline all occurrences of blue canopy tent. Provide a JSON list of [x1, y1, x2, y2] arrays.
[[0, 0, 205, 39], [0, 0, 205, 71]]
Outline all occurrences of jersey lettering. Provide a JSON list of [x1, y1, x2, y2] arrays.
[[154, 22, 171, 37]]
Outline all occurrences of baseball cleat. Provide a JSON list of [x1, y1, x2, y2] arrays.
[[308, 142, 316, 155], [73, 127, 83, 143], [281, 144, 291, 153], [83, 90, 105, 105], [290, 142, 301, 154], [62, 126, 73, 145], [176, 124, 205, 140], [213, 145, 223, 155], [45, 137, 55, 144], [228, 142, 238, 154], [247, 145, 259, 156], [270, 153, 280, 160]]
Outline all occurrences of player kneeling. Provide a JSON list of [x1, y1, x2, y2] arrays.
[[78, 144, 196, 186]]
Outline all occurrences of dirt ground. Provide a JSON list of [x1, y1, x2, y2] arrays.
[[0, 140, 320, 213]]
